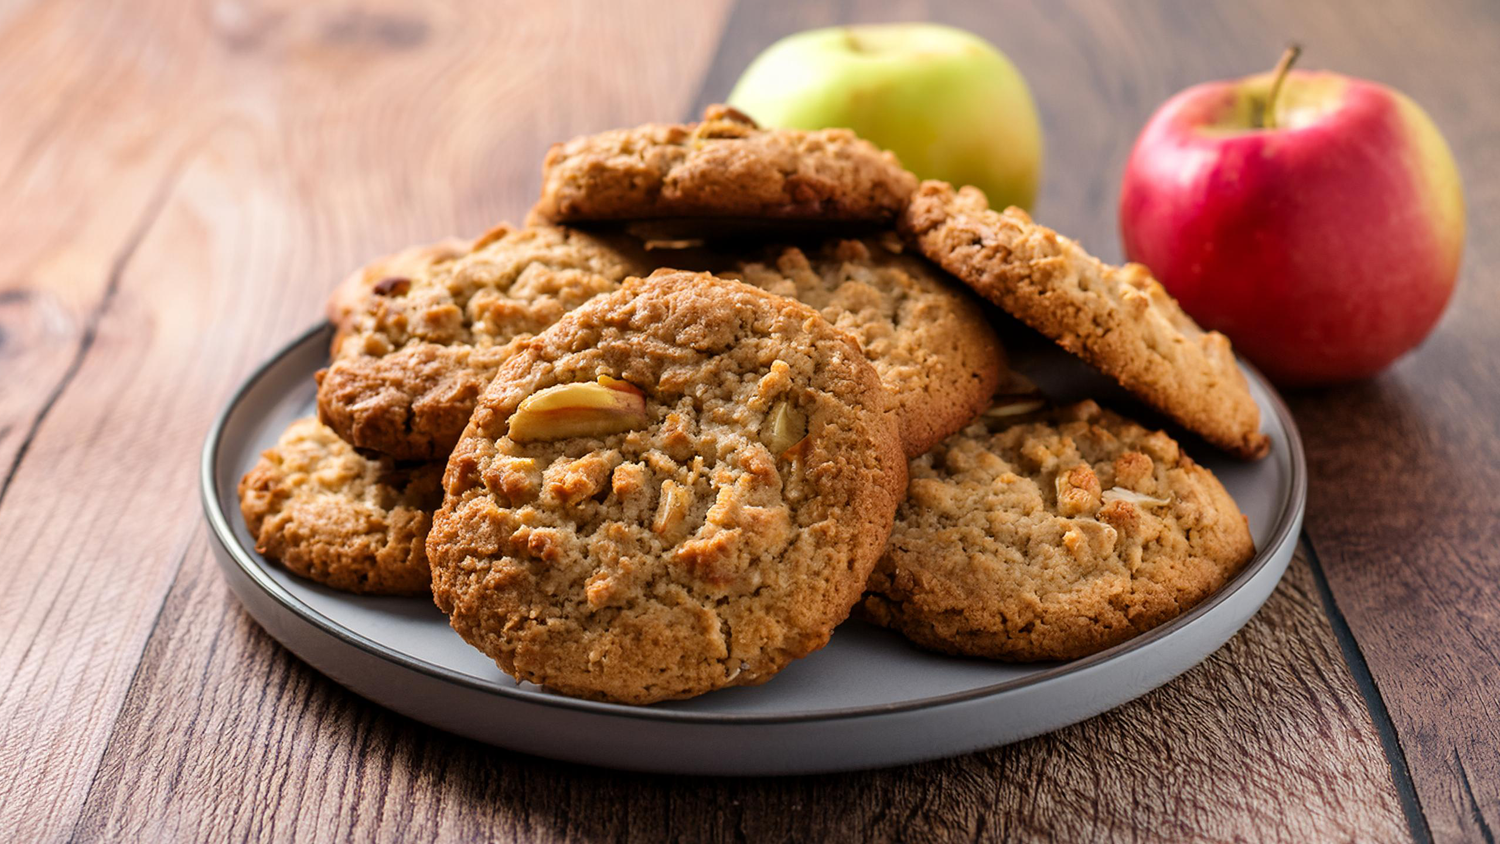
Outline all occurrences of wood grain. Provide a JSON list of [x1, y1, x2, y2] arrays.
[[71, 548, 1406, 843], [1270, 2, 1500, 840], [0, 1, 731, 840], [1, 0, 1494, 840], [708, 1, 1500, 838]]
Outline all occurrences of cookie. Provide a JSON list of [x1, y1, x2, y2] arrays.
[[316, 223, 652, 461], [426, 270, 907, 704], [531, 105, 918, 231], [900, 181, 1270, 459], [325, 238, 468, 345], [862, 400, 1254, 661], [727, 234, 1007, 457], [238, 417, 443, 596]]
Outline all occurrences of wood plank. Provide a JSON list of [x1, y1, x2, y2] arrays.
[[0, 0, 225, 834], [73, 548, 1408, 842], [1260, 2, 1500, 840], [59, 3, 1408, 837], [4, 0, 1490, 838], [707, 0, 1500, 836], [0, 1, 732, 840], [0, 0, 193, 499]]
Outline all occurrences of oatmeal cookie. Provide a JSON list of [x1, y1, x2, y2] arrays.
[[900, 181, 1270, 459], [427, 270, 907, 704], [325, 238, 468, 347], [316, 224, 652, 460], [863, 400, 1254, 661], [238, 417, 443, 596], [532, 105, 917, 230], [727, 234, 1006, 457]]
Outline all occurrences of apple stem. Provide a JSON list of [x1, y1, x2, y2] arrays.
[[1264, 43, 1302, 130]]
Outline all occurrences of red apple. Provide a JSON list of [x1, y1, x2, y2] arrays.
[[1119, 49, 1464, 386]]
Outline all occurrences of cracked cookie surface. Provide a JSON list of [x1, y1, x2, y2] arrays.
[[532, 105, 917, 230], [427, 270, 907, 704], [317, 224, 652, 460], [863, 400, 1254, 661], [325, 238, 469, 346], [238, 417, 443, 596], [901, 181, 1270, 459], [727, 234, 1006, 457]]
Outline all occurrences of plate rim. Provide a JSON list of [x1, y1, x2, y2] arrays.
[[202, 321, 1308, 726]]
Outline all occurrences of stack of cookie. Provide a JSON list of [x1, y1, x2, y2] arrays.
[[240, 105, 1268, 705]]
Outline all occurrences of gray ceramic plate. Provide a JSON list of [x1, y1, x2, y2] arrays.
[[202, 323, 1306, 776]]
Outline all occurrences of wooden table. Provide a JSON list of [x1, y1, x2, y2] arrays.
[[3, 0, 1495, 840]]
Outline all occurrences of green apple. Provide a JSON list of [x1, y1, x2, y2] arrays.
[[728, 23, 1043, 211]]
